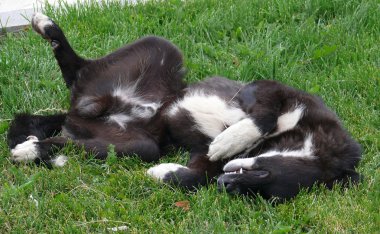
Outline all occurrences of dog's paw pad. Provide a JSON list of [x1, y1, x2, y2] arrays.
[[147, 163, 186, 181], [11, 136, 39, 162]]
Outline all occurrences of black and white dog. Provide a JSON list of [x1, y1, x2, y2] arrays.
[[147, 77, 362, 200], [7, 13, 185, 166], [7, 13, 361, 200]]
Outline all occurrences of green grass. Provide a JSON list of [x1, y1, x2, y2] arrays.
[[0, 0, 379, 232]]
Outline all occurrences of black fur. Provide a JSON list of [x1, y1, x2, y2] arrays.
[[7, 113, 66, 149]]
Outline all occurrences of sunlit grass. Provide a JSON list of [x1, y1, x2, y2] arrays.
[[0, 0, 379, 232]]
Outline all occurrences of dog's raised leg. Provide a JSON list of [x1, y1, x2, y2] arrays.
[[32, 13, 88, 87]]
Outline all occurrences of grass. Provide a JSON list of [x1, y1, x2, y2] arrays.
[[0, 0, 379, 232]]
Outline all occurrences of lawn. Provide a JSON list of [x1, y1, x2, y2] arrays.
[[0, 0, 379, 232]]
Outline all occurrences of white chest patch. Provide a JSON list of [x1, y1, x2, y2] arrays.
[[168, 92, 247, 138]]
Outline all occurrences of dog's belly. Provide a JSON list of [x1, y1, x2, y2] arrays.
[[72, 78, 162, 129]]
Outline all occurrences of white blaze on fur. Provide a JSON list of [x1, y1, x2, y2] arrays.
[[168, 92, 247, 138], [110, 83, 161, 126], [108, 113, 133, 128], [112, 82, 143, 105], [147, 163, 187, 181], [259, 134, 315, 158], [223, 134, 315, 172], [208, 118, 262, 161], [51, 155, 68, 167], [10, 136, 39, 162], [33, 13, 54, 34], [275, 105, 305, 135]]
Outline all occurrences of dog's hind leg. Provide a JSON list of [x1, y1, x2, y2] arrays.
[[147, 152, 224, 190], [10, 133, 161, 167], [31, 13, 88, 87], [7, 113, 66, 149]]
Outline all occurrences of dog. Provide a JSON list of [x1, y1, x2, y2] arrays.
[[7, 14, 361, 200], [7, 13, 185, 167], [147, 77, 362, 200]]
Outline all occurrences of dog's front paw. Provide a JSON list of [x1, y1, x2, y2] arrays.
[[207, 118, 262, 162], [147, 163, 186, 181], [207, 130, 243, 161], [10, 136, 40, 162]]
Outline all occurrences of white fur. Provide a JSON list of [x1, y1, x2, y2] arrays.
[[208, 118, 262, 161], [259, 134, 314, 158], [33, 13, 54, 34], [223, 134, 315, 172], [76, 96, 99, 114], [51, 155, 68, 167], [108, 113, 133, 128], [11, 136, 39, 162], [111, 83, 160, 125], [273, 105, 305, 135], [147, 163, 187, 181], [112, 82, 144, 105], [168, 92, 247, 138]]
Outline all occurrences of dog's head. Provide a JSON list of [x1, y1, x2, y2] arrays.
[[216, 155, 356, 200]]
